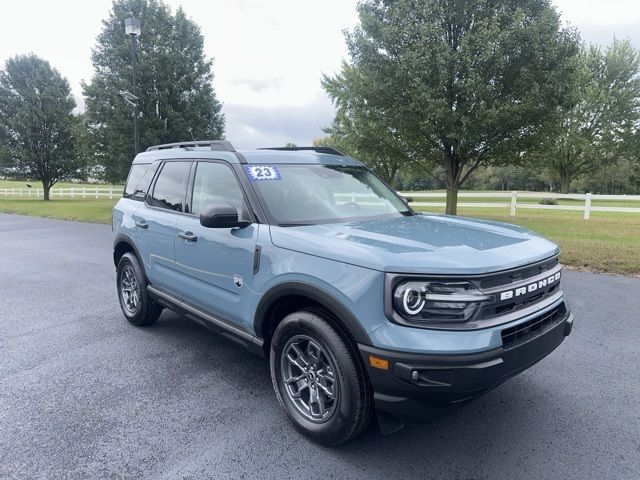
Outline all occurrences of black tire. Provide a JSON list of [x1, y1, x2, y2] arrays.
[[270, 310, 372, 445], [116, 252, 162, 326]]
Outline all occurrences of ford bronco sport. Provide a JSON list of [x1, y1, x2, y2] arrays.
[[112, 140, 573, 445]]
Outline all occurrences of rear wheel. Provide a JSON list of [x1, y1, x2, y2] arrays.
[[116, 252, 162, 326], [270, 310, 372, 445]]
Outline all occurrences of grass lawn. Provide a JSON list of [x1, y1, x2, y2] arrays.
[[419, 206, 640, 275], [0, 198, 116, 224], [0, 195, 638, 275]]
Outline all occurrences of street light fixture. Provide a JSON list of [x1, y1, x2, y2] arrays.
[[124, 17, 141, 154], [119, 91, 139, 107], [124, 17, 141, 36]]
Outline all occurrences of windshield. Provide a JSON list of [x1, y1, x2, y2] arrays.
[[246, 164, 411, 225]]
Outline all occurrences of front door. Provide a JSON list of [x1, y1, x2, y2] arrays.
[[173, 161, 258, 331]]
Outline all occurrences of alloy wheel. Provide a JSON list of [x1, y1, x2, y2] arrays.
[[120, 265, 140, 315], [280, 334, 339, 422]]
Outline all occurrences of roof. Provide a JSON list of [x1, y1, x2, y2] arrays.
[[132, 148, 364, 167], [132, 149, 239, 164], [240, 150, 363, 166]]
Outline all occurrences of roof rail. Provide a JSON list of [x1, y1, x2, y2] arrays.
[[146, 140, 236, 152], [258, 146, 345, 156]]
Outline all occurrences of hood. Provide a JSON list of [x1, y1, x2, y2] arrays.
[[268, 214, 559, 274]]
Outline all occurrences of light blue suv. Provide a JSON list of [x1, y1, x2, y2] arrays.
[[112, 140, 573, 445]]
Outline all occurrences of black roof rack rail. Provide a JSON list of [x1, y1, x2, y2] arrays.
[[146, 140, 236, 152], [258, 146, 345, 156]]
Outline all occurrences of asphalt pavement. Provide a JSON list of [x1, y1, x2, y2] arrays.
[[0, 213, 638, 480]]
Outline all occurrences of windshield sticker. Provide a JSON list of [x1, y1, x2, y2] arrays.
[[244, 165, 282, 181]]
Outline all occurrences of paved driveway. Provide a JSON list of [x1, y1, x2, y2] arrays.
[[0, 214, 638, 479]]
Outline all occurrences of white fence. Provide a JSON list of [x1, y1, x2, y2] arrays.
[[398, 191, 640, 220], [1, 187, 639, 220], [0, 187, 119, 199]]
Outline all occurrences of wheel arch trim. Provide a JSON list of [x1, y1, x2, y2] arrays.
[[253, 281, 372, 346], [113, 233, 148, 282]]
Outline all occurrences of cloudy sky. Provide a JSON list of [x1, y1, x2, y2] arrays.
[[1, 0, 639, 148]]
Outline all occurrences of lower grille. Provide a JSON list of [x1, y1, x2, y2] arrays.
[[501, 305, 565, 349]]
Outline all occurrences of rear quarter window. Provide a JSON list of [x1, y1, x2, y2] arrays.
[[123, 162, 159, 199]]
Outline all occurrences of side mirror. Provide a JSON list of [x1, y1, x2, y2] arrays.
[[400, 196, 413, 205], [200, 202, 251, 229]]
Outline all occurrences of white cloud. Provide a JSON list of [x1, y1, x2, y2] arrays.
[[0, 0, 637, 145], [578, 21, 640, 49], [176, 0, 359, 108], [223, 94, 335, 148], [553, 0, 640, 25]]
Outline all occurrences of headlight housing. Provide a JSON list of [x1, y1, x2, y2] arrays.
[[392, 280, 490, 324]]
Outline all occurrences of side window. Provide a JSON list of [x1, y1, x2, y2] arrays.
[[191, 162, 248, 219], [124, 164, 149, 197], [148, 161, 191, 212], [132, 162, 160, 199], [124, 162, 160, 200]]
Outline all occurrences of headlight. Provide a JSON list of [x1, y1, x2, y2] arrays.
[[392, 281, 490, 324]]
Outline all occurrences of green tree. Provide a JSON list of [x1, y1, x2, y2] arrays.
[[323, 0, 580, 214], [0, 54, 80, 200], [71, 113, 96, 180], [321, 65, 412, 187], [544, 39, 640, 193], [629, 129, 640, 190], [574, 158, 636, 194], [83, 0, 225, 182]]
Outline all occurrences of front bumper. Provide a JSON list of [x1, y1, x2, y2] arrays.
[[358, 307, 573, 422]]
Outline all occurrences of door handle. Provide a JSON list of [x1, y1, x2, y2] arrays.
[[178, 231, 198, 242], [135, 220, 148, 229]]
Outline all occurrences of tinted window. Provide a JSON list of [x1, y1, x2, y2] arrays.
[[124, 164, 149, 197], [133, 162, 160, 198], [191, 162, 248, 218], [149, 162, 190, 212]]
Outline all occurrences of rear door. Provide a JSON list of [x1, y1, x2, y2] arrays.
[[173, 160, 258, 329], [134, 160, 192, 290], [116, 161, 159, 249]]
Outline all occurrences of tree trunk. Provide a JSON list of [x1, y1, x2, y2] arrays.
[[559, 172, 571, 194], [443, 151, 460, 215], [42, 182, 50, 201], [445, 186, 458, 215], [389, 167, 398, 188]]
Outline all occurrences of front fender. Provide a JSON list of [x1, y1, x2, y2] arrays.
[[253, 280, 373, 345]]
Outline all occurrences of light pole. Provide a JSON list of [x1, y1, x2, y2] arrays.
[[124, 17, 141, 154]]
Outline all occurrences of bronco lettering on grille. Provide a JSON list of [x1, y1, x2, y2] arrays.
[[499, 272, 560, 301]]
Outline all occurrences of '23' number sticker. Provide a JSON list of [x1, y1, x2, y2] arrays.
[[244, 165, 282, 181]]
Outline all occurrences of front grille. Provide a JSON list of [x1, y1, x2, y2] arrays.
[[480, 283, 560, 318], [501, 304, 565, 349], [478, 257, 559, 289]]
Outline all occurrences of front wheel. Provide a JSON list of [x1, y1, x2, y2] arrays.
[[270, 310, 372, 445], [116, 252, 162, 326]]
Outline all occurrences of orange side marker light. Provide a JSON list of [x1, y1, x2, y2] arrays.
[[368, 355, 389, 370]]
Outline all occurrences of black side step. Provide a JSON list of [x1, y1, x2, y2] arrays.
[[147, 285, 264, 357]]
